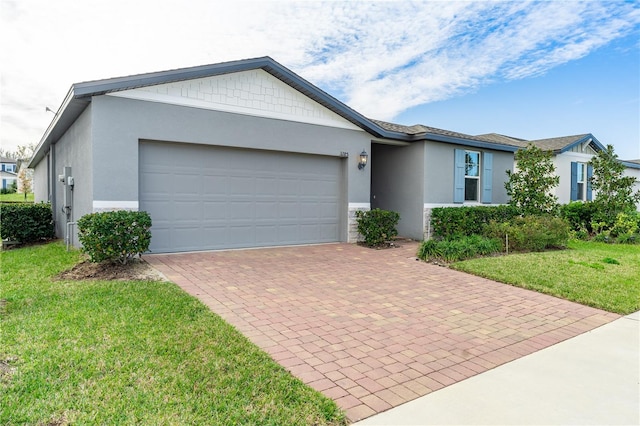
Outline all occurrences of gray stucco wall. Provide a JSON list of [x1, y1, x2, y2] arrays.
[[90, 95, 371, 206], [424, 141, 512, 204], [490, 150, 514, 205], [371, 142, 425, 239], [51, 106, 93, 241], [33, 153, 48, 202]]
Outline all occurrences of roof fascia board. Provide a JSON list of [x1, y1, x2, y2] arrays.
[[621, 160, 640, 170], [558, 134, 605, 154], [371, 138, 411, 146], [28, 87, 78, 168], [417, 133, 519, 152], [72, 57, 272, 98]]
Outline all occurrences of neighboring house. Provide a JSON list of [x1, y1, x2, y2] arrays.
[[0, 156, 18, 190], [480, 133, 640, 210], [29, 57, 515, 252]]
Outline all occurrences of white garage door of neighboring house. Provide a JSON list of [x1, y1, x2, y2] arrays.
[[139, 141, 344, 253]]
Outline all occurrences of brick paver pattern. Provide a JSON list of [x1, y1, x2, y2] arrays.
[[146, 242, 619, 422]]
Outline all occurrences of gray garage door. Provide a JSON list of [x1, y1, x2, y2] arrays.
[[139, 141, 344, 253]]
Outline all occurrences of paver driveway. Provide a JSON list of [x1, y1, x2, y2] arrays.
[[146, 242, 618, 422]]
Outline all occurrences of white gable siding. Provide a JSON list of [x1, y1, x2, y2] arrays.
[[106, 69, 362, 131]]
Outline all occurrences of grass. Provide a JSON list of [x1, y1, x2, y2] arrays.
[[452, 240, 640, 315], [0, 192, 34, 202], [0, 242, 346, 425]]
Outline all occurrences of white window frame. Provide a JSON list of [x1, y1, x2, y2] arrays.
[[464, 150, 481, 202], [576, 162, 586, 201]]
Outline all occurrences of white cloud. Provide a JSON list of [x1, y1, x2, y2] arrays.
[[0, 0, 638, 152]]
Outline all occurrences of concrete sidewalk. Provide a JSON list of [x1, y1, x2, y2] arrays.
[[355, 312, 640, 425]]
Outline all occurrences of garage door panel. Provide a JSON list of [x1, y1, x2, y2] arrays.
[[256, 178, 278, 195], [203, 201, 228, 219], [203, 227, 228, 244], [256, 202, 278, 218], [255, 226, 278, 243], [175, 174, 201, 195], [230, 201, 253, 219], [140, 141, 343, 253], [321, 202, 339, 218]]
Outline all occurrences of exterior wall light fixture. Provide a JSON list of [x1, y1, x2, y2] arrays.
[[358, 150, 368, 170]]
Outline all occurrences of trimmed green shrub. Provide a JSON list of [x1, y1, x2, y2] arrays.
[[559, 201, 598, 233], [355, 208, 400, 247], [77, 210, 152, 264], [483, 215, 570, 252], [0, 203, 55, 243], [417, 235, 501, 262], [430, 205, 520, 239]]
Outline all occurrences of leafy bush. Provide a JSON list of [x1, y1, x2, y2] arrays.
[[590, 144, 640, 227], [483, 215, 570, 252], [610, 212, 639, 237], [355, 208, 400, 247], [0, 203, 55, 243], [430, 205, 520, 239], [77, 210, 152, 264], [559, 201, 599, 233], [589, 211, 639, 244], [505, 144, 559, 215], [417, 235, 501, 262]]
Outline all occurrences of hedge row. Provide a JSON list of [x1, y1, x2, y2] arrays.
[[0, 203, 55, 243], [430, 205, 520, 238]]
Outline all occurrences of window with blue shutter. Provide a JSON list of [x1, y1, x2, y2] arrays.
[[454, 149, 487, 203], [571, 161, 590, 201], [570, 162, 578, 201]]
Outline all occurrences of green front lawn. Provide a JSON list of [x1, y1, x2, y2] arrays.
[[452, 240, 640, 314], [0, 192, 34, 202], [0, 242, 346, 425]]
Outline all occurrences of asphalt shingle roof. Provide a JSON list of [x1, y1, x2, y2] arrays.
[[525, 134, 592, 152], [370, 120, 521, 148], [476, 133, 528, 146]]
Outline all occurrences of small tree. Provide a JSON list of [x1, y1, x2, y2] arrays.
[[589, 144, 640, 226], [505, 144, 559, 215], [18, 167, 32, 194]]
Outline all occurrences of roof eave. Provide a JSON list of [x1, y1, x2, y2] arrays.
[[621, 160, 640, 170], [28, 88, 90, 168], [557, 134, 605, 154], [415, 133, 519, 152]]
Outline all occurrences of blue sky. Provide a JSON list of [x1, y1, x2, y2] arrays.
[[397, 33, 640, 158], [2, 0, 639, 159]]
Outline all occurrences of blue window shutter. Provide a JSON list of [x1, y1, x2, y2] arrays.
[[570, 162, 578, 201], [481, 152, 493, 204], [454, 149, 465, 203], [586, 164, 593, 201]]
